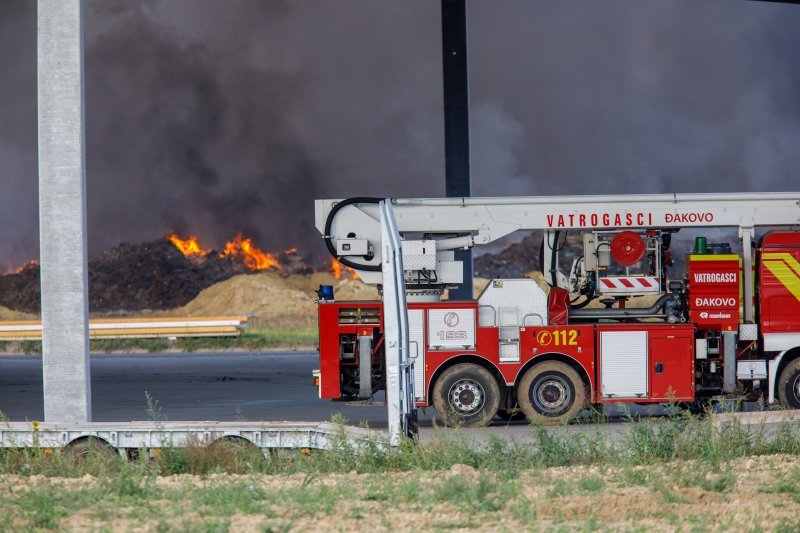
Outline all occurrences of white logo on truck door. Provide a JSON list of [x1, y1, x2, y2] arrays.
[[694, 297, 737, 307], [444, 312, 460, 327], [693, 273, 737, 283], [699, 311, 732, 319]]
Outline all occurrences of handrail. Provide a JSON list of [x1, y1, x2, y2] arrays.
[[522, 313, 545, 326]]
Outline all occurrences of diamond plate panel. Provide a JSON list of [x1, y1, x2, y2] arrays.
[[499, 343, 520, 363], [477, 279, 548, 327], [739, 323, 758, 341], [402, 240, 437, 271]]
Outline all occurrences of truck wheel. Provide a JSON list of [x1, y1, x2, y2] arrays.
[[778, 359, 800, 409], [432, 363, 500, 428], [517, 361, 587, 425]]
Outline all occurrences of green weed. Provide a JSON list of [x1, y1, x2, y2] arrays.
[[430, 474, 514, 513], [578, 474, 605, 493], [13, 485, 106, 529], [188, 482, 270, 515], [19, 340, 41, 355], [758, 468, 800, 495], [547, 478, 574, 498]]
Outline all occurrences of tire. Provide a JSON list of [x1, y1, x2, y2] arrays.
[[778, 358, 800, 409], [432, 363, 500, 428], [65, 437, 118, 461], [517, 361, 587, 425]]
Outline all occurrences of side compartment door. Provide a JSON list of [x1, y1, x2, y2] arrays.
[[600, 330, 648, 399], [649, 336, 694, 401], [409, 309, 426, 401]]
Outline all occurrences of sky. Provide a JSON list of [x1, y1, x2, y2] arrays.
[[1, 0, 799, 269]]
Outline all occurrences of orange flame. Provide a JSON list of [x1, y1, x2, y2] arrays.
[[330, 258, 343, 279], [284, 247, 297, 255], [168, 233, 211, 257], [329, 257, 360, 280], [15, 259, 39, 274], [222, 233, 282, 271]]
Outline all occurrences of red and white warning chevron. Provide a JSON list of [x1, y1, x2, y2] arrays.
[[598, 276, 660, 293]]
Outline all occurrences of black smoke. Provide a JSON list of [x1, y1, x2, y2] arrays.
[[1, 0, 799, 270]]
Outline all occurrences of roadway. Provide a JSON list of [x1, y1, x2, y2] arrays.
[[0, 351, 416, 425], [0, 351, 657, 441]]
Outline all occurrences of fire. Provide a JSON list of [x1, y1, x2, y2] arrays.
[[221, 233, 282, 271], [166, 231, 363, 279], [330, 257, 343, 279], [15, 259, 39, 274], [168, 231, 283, 271], [167, 233, 210, 256], [329, 257, 360, 280]]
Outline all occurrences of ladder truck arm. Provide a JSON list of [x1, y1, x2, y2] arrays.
[[316, 192, 800, 313]]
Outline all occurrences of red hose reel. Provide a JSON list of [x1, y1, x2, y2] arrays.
[[610, 231, 646, 266]]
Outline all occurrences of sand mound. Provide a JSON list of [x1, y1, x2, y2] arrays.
[[159, 272, 378, 329]]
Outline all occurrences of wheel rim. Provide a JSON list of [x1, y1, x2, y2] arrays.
[[793, 374, 800, 402], [448, 379, 485, 414], [531, 373, 573, 415]]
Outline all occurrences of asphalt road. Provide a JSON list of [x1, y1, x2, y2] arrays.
[[0, 351, 661, 442], [0, 351, 399, 424]]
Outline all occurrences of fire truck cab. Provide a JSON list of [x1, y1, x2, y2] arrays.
[[314, 194, 800, 426]]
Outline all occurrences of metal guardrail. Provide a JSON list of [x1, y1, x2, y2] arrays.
[[0, 316, 249, 340]]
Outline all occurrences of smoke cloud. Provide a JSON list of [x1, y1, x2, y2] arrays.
[[0, 0, 799, 269]]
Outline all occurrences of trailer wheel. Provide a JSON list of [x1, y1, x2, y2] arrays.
[[432, 363, 500, 428], [65, 437, 118, 461], [517, 361, 587, 425], [778, 359, 800, 409]]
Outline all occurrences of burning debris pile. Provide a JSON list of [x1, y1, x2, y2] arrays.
[[0, 233, 353, 314]]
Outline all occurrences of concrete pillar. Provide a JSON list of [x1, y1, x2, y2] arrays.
[[38, 0, 92, 422]]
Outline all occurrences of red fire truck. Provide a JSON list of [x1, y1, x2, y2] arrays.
[[313, 194, 800, 426]]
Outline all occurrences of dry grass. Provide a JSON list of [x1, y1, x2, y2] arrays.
[[2, 454, 800, 531], [3, 411, 800, 530]]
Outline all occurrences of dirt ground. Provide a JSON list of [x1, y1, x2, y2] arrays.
[[3, 454, 800, 531]]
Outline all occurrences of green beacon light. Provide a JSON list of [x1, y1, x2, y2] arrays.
[[693, 236, 708, 254]]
